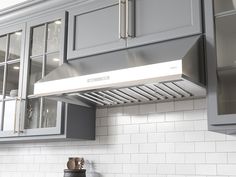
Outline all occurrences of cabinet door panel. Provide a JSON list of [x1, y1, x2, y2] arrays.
[[68, 0, 126, 59], [21, 12, 66, 137], [0, 24, 25, 138], [127, 0, 202, 47]]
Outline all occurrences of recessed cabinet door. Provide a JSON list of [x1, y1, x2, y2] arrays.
[[127, 0, 202, 47], [67, 0, 126, 59]]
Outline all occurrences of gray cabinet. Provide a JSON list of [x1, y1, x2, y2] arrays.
[[67, 0, 202, 59], [67, 0, 126, 59], [127, 0, 202, 47], [0, 24, 26, 138], [205, 0, 236, 133]]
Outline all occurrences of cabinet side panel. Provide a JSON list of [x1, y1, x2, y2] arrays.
[[66, 104, 95, 140]]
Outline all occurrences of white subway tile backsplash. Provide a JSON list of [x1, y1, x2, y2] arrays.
[[139, 144, 156, 153], [165, 112, 183, 122], [175, 164, 195, 175], [216, 142, 236, 152], [156, 143, 175, 152], [148, 113, 165, 123], [194, 120, 208, 131], [131, 115, 148, 124], [166, 153, 185, 163], [228, 153, 236, 163], [184, 110, 205, 121], [194, 98, 207, 109], [131, 154, 148, 163], [175, 121, 195, 131], [140, 164, 157, 174], [217, 165, 236, 175], [123, 105, 139, 115], [157, 164, 175, 174], [157, 122, 175, 132], [166, 132, 185, 142], [185, 132, 205, 142], [123, 144, 139, 153], [148, 133, 165, 143], [2, 98, 236, 177], [108, 126, 123, 135], [195, 142, 216, 152], [206, 153, 227, 163], [175, 142, 194, 152], [196, 164, 217, 175], [139, 103, 156, 114], [131, 134, 147, 144], [99, 155, 115, 163], [100, 117, 117, 126], [148, 153, 166, 163], [205, 131, 226, 141], [156, 102, 174, 113], [108, 107, 123, 116], [114, 154, 130, 163], [140, 123, 157, 133], [174, 100, 194, 111], [96, 108, 108, 117], [124, 125, 139, 134], [185, 153, 205, 163], [96, 127, 108, 136], [117, 116, 131, 125], [123, 164, 139, 174]]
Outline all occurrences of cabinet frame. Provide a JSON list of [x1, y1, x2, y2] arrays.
[[21, 11, 67, 136]]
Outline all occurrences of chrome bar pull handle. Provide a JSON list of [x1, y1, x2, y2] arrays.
[[126, 0, 135, 38], [125, 0, 129, 38], [119, 0, 126, 39]]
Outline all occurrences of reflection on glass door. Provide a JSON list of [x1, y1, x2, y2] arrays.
[[25, 20, 62, 130]]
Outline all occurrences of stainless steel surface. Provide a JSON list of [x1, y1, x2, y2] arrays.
[[33, 35, 206, 107]]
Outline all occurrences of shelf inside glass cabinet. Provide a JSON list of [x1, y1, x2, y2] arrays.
[[214, 0, 236, 15], [215, 12, 236, 68], [217, 68, 236, 115]]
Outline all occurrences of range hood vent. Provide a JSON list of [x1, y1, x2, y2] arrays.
[[32, 35, 206, 107]]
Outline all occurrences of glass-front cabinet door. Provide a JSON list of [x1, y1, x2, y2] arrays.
[[21, 12, 66, 136], [0, 24, 25, 137], [207, 0, 236, 127]]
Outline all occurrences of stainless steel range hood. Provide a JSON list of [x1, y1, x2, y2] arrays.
[[32, 35, 206, 107]]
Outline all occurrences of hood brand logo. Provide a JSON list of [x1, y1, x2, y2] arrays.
[[87, 76, 110, 83]]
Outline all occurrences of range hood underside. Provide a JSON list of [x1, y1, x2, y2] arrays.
[[64, 78, 206, 107]]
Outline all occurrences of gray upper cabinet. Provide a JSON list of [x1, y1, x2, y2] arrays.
[[67, 0, 126, 59], [127, 0, 202, 47], [0, 24, 26, 138], [67, 0, 202, 60], [205, 0, 236, 133]]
